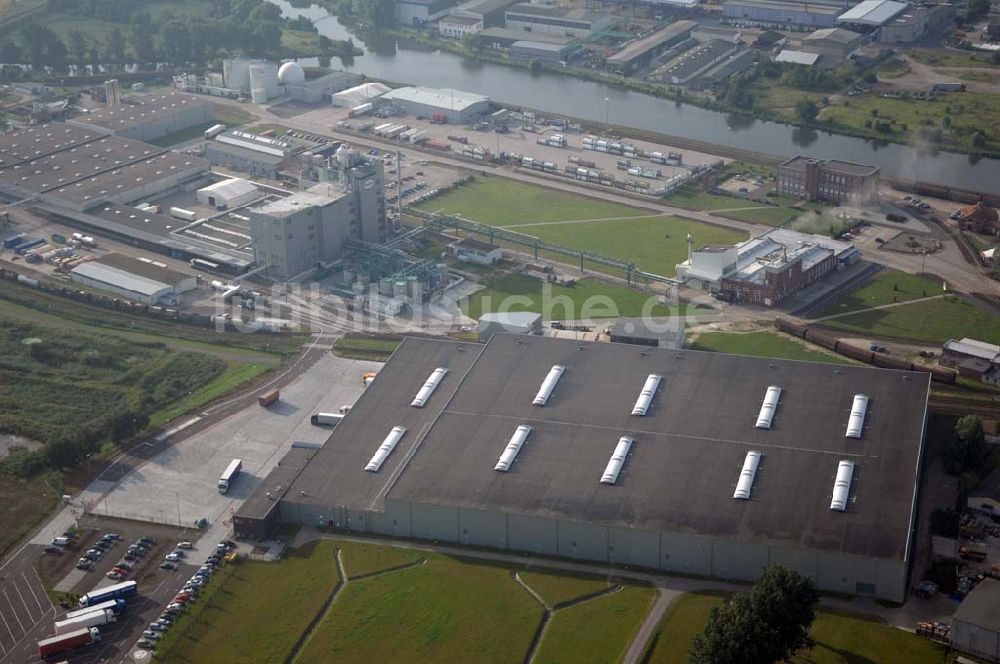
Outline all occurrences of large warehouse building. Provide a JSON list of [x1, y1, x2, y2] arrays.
[[235, 334, 930, 602], [70, 252, 197, 304], [381, 86, 490, 124], [67, 90, 214, 142]]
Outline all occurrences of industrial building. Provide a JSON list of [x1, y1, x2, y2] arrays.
[[608, 317, 684, 349], [67, 91, 214, 142], [447, 0, 518, 28], [249, 146, 385, 279], [836, 0, 907, 29], [505, 3, 614, 38], [479, 27, 576, 48], [606, 21, 698, 74], [332, 83, 392, 108], [950, 578, 1000, 663], [776, 156, 880, 205], [203, 139, 286, 180], [956, 203, 999, 234], [691, 49, 760, 91], [676, 228, 858, 305], [70, 252, 197, 304], [940, 338, 1000, 383], [397, 0, 459, 26], [509, 40, 576, 63], [286, 70, 361, 104], [651, 41, 739, 85], [438, 14, 484, 38], [381, 86, 490, 124], [723, 0, 841, 30], [774, 49, 821, 66], [877, 5, 953, 44], [801, 27, 864, 66], [234, 333, 930, 603], [448, 237, 502, 264], [476, 311, 542, 341], [196, 178, 261, 209]]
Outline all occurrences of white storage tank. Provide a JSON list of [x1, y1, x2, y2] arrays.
[[223, 57, 252, 92], [278, 61, 305, 85], [249, 61, 280, 101]]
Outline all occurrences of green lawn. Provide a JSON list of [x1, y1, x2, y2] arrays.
[[462, 274, 679, 320], [338, 540, 422, 578], [665, 186, 796, 226], [814, 269, 943, 318], [642, 592, 947, 664], [299, 553, 542, 664], [535, 585, 656, 664], [417, 176, 650, 226], [820, 296, 1000, 344], [715, 206, 797, 226], [148, 360, 272, 428], [162, 541, 341, 663], [331, 334, 402, 362], [910, 49, 996, 68], [689, 331, 855, 365], [519, 570, 610, 606]]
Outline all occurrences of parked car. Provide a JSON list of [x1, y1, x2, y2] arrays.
[[62, 531, 78, 540], [83, 551, 101, 562], [176, 541, 193, 550], [106, 572, 124, 581], [149, 622, 168, 632], [76, 560, 93, 571], [138, 537, 156, 546], [170, 549, 187, 558], [103, 532, 120, 540], [164, 553, 182, 562], [43, 546, 64, 555], [166, 603, 184, 612], [136, 639, 156, 650], [160, 561, 177, 570], [141, 630, 160, 640]]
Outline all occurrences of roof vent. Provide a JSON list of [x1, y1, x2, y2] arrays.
[[631, 374, 662, 416], [495, 425, 531, 472], [845, 394, 869, 439], [755, 386, 782, 429], [733, 451, 762, 500], [830, 460, 855, 511], [411, 367, 448, 408], [600, 436, 634, 485], [365, 426, 406, 472], [532, 365, 565, 406]]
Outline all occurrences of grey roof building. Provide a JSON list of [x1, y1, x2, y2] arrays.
[[70, 252, 197, 304], [67, 90, 213, 142], [238, 333, 930, 602], [951, 578, 1000, 662]]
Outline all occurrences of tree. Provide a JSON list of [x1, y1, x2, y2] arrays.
[[967, 0, 989, 20], [691, 566, 818, 664], [105, 27, 126, 65], [131, 25, 157, 64], [529, 58, 542, 73], [971, 130, 988, 149], [68, 29, 87, 63], [943, 414, 987, 474], [159, 20, 191, 63], [795, 98, 819, 123], [356, 0, 395, 28]]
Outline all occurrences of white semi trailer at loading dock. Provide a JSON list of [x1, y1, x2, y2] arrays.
[[218, 458, 242, 493]]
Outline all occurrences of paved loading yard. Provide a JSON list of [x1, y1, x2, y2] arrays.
[[91, 351, 379, 529]]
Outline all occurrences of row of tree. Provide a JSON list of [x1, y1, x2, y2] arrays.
[[1, 0, 321, 66]]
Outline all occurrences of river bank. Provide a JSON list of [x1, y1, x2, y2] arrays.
[[391, 28, 1000, 161]]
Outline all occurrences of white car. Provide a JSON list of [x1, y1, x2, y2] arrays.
[[142, 630, 160, 640], [164, 553, 181, 562], [176, 541, 193, 549]]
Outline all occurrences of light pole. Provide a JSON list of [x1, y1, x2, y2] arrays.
[[604, 97, 610, 126]]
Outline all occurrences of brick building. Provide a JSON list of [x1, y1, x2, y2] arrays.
[[957, 203, 999, 234], [777, 156, 880, 205]]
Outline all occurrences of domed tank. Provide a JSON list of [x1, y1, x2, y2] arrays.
[[278, 61, 305, 85], [336, 144, 351, 167]]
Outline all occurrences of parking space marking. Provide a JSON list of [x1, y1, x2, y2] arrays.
[[0, 609, 16, 653], [23, 571, 47, 615], [1, 605, 54, 664], [2, 591, 24, 635], [13, 581, 36, 623]]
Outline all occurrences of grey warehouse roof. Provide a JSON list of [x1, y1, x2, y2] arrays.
[[953, 578, 1000, 631], [72, 261, 174, 297], [837, 0, 907, 25], [381, 86, 489, 111], [286, 334, 930, 561]]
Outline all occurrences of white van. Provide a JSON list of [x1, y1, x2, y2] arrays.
[[51, 537, 71, 547]]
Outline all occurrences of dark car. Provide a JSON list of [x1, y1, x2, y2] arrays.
[[138, 537, 156, 546], [43, 546, 64, 555]]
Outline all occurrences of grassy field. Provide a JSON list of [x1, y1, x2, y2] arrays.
[[642, 592, 948, 664], [462, 273, 679, 320], [0, 473, 60, 557], [877, 57, 911, 79], [162, 541, 340, 663], [300, 553, 542, 664], [519, 571, 610, 606], [417, 177, 746, 275], [910, 49, 996, 68], [338, 540, 422, 578], [820, 296, 1000, 344], [689, 331, 855, 365], [0, 318, 224, 445], [813, 270, 943, 318], [417, 176, 650, 226], [331, 334, 402, 362], [535, 586, 656, 664], [148, 360, 272, 428], [820, 91, 1000, 155]]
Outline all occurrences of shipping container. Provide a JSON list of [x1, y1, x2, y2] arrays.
[[14, 238, 45, 255], [258, 388, 279, 407], [37, 627, 100, 658], [2, 233, 25, 249], [169, 207, 197, 222]]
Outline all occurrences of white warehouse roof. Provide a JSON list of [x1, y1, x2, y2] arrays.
[[71, 261, 175, 298], [837, 0, 907, 25], [197, 177, 259, 200], [775, 49, 821, 65], [332, 82, 391, 107], [381, 86, 489, 112]]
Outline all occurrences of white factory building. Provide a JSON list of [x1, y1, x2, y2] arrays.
[[381, 86, 490, 124], [221, 58, 359, 104], [196, 178, 261, 209], [70, 253, 197, 305], [331, 83, 392, 108]]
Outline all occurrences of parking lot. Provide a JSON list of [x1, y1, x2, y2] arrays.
[[87, 351, 378, 532]]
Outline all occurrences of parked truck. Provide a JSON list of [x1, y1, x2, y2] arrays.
[[218, 458, 242, 494], [2, 233, 25, 249], [64, 599, 126, 620], [204, 123, 227, 139], [310, 413, 344, 427], [54, 609, 116, 635], [79, 580, 137, 608], [37, 627, 100, 658], [258, 388, 279, 407], [169, 207, 197, 222]]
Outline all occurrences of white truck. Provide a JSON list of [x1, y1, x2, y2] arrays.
[[54, 608, 116, 635], [218, 458, 242, 494], [310, 413, 344, 427]]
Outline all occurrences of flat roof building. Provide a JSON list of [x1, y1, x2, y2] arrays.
[[477, 311, 542, 341], [381, 86, 490, 124], [331, 83, 392, 108], [196, 178, 261, 209], [951, 578, 1000, 662], [397, 0, 459, 26], [837, 0, 907, 26], [801, 27, 864, 66], [70, 252, 197, 304], [606, 21, 698, 73], [438, 14, 484, 39], [479, 26, 576, 48], [505, 3, 614, 38], [240, 334, 930, 602], [67, 90, 214, 142], [777, 155, 879, 205], [286, 71, 361, 104], [448, 0, 518, 27], [509, 40, 576, 63], [609, 316, 684, 348], [650, 40, 739, 85], [724, 0, 841, 29], [775, 49, 822, 65], [448, 237, 502, 264]]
